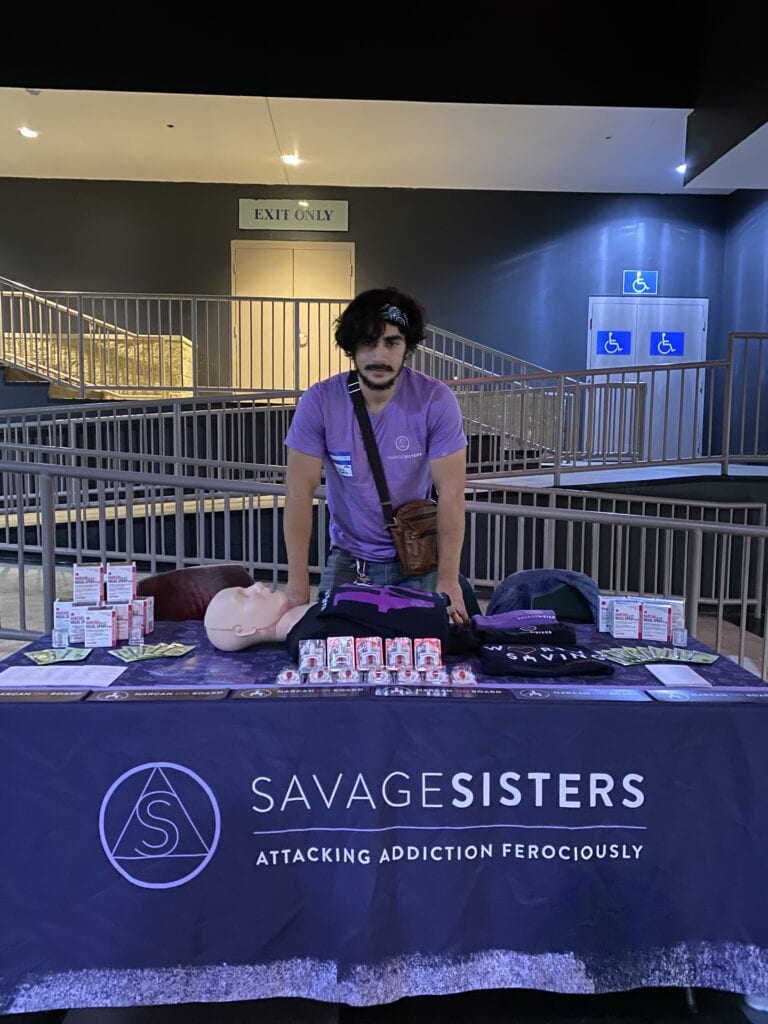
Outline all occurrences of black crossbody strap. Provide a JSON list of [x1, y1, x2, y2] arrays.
[[347, 371, 396, 527]]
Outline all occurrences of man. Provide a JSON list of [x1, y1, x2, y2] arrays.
[[284, 286, 469, 623]]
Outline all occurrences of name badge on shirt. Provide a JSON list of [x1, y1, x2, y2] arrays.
[[330, 451, 353, 478]]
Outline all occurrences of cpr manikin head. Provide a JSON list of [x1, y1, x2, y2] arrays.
[[204, 581, 309, 651]]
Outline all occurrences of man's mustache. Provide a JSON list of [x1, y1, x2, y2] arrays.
[[366, 363, 392, 371]]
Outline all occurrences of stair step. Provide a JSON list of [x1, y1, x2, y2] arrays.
[[4, 367, 48, 384], [46, 382, 194, 401]]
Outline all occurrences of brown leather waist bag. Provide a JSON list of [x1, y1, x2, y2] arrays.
[[388, 498, 438, 576]]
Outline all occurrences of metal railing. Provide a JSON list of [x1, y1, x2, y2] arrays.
[[0, 278, 548, 398], [0, 446, 766, 679], [1, 337, 766, 489], [0, 278, 194, 398], [2, 279, 766, 480], [0, 396, 297, 480], [722, 332, 768, 470], [451, 335, 768, 480], [465, 482, 766, 623], [0, 392, 542, 479]]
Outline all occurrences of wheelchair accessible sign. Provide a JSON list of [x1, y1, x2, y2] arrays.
[[649, 331, 685, 357], [622, 270, 658, 295], [596, 330, 632, 356]]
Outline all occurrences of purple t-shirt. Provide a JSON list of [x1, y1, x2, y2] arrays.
[[285, 367, 467, 560]]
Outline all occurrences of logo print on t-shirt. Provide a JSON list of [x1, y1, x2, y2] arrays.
[[329, 451, 353, 477], [395, 435, 410, 452]]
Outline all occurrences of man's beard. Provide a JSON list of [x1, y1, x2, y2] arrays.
[[356, 362, 405, 391]]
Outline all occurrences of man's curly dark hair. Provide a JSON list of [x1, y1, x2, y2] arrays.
[[334, 287, 426, 357]]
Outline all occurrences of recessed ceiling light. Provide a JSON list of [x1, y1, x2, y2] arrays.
[[18, 126, 39, 139], [298, 200, 309, 207], [676, 163, 687, 174], [281, 154, 302, 166]]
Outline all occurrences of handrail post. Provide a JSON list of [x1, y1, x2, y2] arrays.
[[190, 297, 199, 396], [552, 374, 564, 486], [172, 401, 182, 469], [77, 294, 86, 399], [174, 485, 186, 569], [293, 299, 302, 392], [40, 472, 57, 632], [685, 528, 702, 638], [721, 333, 734, 477], [172, 402, 185, 568], [542, 491, 556, 566]]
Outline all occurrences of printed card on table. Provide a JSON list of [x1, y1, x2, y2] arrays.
[[513, 686, 652, 702], [647, 688, 768, 704], [0, 665, 126, 688]]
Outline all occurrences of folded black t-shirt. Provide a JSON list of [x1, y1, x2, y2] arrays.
[[475, 623, 577, 645], [479, 644, 614, 677], [286, 584, 449, 661]]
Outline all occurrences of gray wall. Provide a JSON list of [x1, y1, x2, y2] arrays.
[[0, 178, 732, 360], [0, 367, 51, 408], [723, 190, 768, 335], [1, 178, 767, 409]]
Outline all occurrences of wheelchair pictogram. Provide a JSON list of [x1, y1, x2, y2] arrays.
[[650, 331, 684, 357], [596, 330, 631, 357], [604, 331, 622, 353], [622, 269, 658, 296], [631, 271, 650, 294]]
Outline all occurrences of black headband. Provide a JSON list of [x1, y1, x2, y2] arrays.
[[380, 302, 409, 329]]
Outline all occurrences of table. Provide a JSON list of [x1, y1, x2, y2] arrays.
[[2, 624, 768, 1013]]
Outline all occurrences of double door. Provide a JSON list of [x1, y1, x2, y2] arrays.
[[587, 297, 709, 460], [231, 241, 355, 390]]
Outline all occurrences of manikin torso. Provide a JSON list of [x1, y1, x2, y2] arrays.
[[204, 582, 310, 651]]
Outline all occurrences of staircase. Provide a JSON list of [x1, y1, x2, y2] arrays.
[[0, 276, 557, 473], [0, 278, 194, 400]]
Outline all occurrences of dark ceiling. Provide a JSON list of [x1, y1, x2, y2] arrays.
[[0, 3, 701, 106], [2, 1, 766, 182]]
